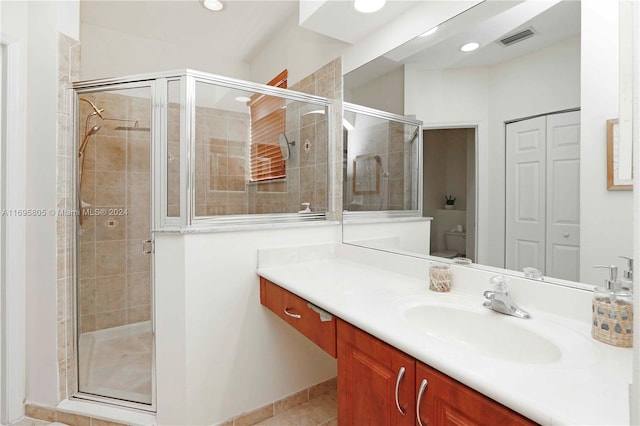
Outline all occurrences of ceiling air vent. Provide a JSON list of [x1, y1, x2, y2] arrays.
[[499, 27, 535, 47]]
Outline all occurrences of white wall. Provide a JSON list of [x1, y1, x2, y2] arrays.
[[342, 219, 431, 256], [347, 67, 404, 115], [248, 16, 348, 85], [80, 23, 251, 81], [0, 0, 72, 411], [155, 226, 340, 425], [0, 2, 30, 421], [405, 36, 580, 270], [25, 1, 61, 407], [580, 0, 630, 285]]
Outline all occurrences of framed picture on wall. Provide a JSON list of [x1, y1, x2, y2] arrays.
[[607, 118, 633, 190], [353, 155, 380, 195]]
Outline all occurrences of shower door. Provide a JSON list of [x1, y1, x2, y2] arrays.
[[76, 84, 155, 408]]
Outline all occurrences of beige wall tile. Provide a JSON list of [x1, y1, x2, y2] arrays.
[[126, 206, 150, 240], [79, 279, 96, 317], [233, 403, 273, 426], [126, 239, 151, 273], [126, 172, 150, 207], [309, 377, 337, 400], [127, 305, 151, 324], [90, 418, 127, 426], [95, 240, 126, 277], [57, 411, 91, 426], [127, 271, 151, 307], [25, 404, 56, 422], [79, 242, 96, 280], [80, 314, 96, 333], [274, 389, 308, 415], [95, 213, 127, 242], [95, 309, 126, 330], [95, 275, 126, 313], [94, 171, 126, 206], [95, 136, 126, 171]]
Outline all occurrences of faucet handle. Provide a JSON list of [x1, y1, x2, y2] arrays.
[[489, 275, 509, 292], [620, 256, 633, 280]]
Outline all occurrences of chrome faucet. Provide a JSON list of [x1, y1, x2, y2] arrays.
[[483, 275, 531, 319]]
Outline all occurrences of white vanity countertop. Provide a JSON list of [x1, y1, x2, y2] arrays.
[[256, 245, 633, 426]]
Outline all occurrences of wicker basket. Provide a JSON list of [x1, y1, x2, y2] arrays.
[[429, 265, 451, 292], [592, 297, 633, 347]]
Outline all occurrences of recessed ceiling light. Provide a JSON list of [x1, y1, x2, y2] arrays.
[[460, 42, 480, 52], [203, 0, 224, 11], [235, 96, 251, 103], [419, 26, 438, 38], [354, 0, 386, 14]]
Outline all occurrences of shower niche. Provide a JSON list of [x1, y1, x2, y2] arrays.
[[73, 70, 333, 409]]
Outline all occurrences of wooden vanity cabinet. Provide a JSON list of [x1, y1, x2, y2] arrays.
[[260, 277, 336, 357], [416, 362, 537, 426], [337, 319, 416, 426], [337, 319, 537, 426], [260, 278, 537, 425]]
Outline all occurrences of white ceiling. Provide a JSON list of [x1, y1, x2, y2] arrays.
[[298, 0, 419, 44], [345, 0, 581, 90], [80, 0, 423, 64], [80, 0, 299, 63]]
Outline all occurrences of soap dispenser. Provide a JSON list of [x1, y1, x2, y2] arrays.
[[592, 265, 633, 347]]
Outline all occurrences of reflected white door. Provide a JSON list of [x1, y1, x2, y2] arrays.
[[546, 111, 580, 281], [505, 116, 546, 273], [505, 111, 580, 279]]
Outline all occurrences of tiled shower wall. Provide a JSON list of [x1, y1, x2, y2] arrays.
[[57, 32, 81, 401], [170, 59, 341, 217], [344, 121, 411, 211], [77, 92, 152, 334]]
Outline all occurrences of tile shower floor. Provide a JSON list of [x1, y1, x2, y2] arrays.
[[78, 321, 152, 405]]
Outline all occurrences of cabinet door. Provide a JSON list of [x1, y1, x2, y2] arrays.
[[416, 362, 536, 426], [337, 319, 415, 426]]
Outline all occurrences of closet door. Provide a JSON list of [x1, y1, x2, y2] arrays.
[[546, 111, 580, 281], [505, 116, 547, 273]]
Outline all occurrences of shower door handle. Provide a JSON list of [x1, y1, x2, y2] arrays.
[[142, 239, 154, 254]]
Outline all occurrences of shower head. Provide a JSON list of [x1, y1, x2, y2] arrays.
[[80, 98, 104, 119], [78, 125, 101, 157], [374, 155, 390, 178]]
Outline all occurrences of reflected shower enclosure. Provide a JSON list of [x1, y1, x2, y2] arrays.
[[343, 103, 421, 213]]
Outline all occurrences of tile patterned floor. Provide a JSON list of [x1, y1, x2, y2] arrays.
[[13, 381, 337, 426], [253, 387, 337, 426]]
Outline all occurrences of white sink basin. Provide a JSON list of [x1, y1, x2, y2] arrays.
[[391, 296, 601, 366]]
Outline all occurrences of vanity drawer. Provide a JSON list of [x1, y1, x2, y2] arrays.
[[260, 277, 337, 358]]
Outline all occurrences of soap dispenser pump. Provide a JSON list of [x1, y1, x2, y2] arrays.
[[592, 265, 633, 347]]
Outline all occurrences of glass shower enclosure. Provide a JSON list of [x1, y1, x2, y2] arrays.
[[73, 70, 332, 409]]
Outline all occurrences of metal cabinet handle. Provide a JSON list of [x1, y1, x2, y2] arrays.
[[394, 367, 406, 415], [283, 308, 301, 319], [416, 378, 428, 426]]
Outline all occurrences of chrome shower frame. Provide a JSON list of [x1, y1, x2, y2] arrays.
[[71, 69, 336, 412]]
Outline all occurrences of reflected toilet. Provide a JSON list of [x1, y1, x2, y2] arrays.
[[432, 231, 466, 259]]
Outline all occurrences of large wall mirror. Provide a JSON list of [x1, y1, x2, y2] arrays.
[[342, 0, 632, 287]]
